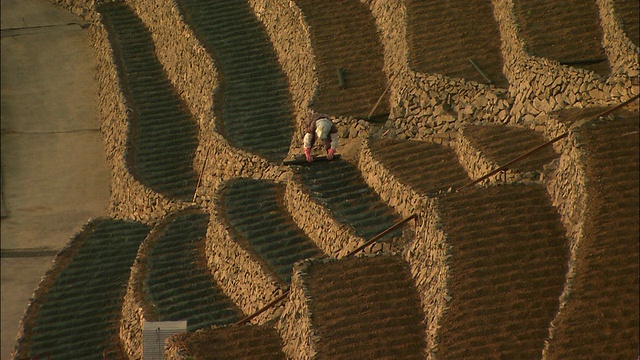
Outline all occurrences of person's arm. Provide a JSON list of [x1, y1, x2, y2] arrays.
[[330, 132, 339, 151], [303, 132, 314, 149], [303, 132, 314, 162]]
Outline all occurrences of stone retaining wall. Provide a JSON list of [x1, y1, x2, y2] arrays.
[[366, 0, 638, 143], [357, 139, 424, 218], [540, 119, 591, 357], [494, 0, 638, 127], [203, 201, 283, 324], [596, 0, 639, 77], [91, 18, 190, 226], [37, 0, 638, 358], [119, 222, 164, 360], [404, 198, 450, 359], [284, 180, 364, 258], [356, 140, 448, 359], [275, 259, 318, 360]]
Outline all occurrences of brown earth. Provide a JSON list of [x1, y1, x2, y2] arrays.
[[406, 0, 507, 88], [295, 0, 389, 120], [613, 0, 639, 47], [545, 112, 639, 359], [368, 138, 471, 195], [512, 0, 610, 77], [462, 124, 560, 173], [436, 184, 570, 359], [175, 323, 286, 360], [305, 256, 427, 360]]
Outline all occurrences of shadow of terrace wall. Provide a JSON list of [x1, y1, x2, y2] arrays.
[[365, 0, 638, 143], [366, 0, 513, 145], [493, 0, 639, 128], [91, 15, 191, 225]]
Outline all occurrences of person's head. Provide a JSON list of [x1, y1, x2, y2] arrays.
[[315, 117, 332, 140]]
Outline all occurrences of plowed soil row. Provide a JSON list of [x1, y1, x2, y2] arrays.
[[462, 124, 560, 173], [436, 184, 569, 359], [368, 138, 471, 195], [545, 113, 639, 359], [177, 0, 295, 163], [295, 0, 389, 119], [16, 219, 150, 360], [220, 178, 325, 284], [613, 0, 639, 47], [406, 0, 507, 87], [144, 211, 242, 331], [175, 324, 286, 360], [98, 2, 198, 200], [512, 0, 610, 76], [305, 256, 427, 359], [292, 159, 404, 241]]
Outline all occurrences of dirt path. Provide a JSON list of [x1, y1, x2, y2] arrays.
[[1, 0, 109, 358]]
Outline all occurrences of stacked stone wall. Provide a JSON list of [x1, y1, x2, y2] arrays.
[[203, 204, 283, 324], [120, 227, 158, 360], [404, 198, 450, 359], [275, 259, 318, 360], [493, 0, 638, 128], [284, 180, 364, 258], [36, 0, 639, 358], [90, 16, 189, 226], [357, 140, 424, 218]]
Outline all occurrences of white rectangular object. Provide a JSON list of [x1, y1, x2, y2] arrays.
[[143, 320, 187, 360]]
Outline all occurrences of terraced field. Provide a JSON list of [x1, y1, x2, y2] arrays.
[[173, 323, 286, 359], [436, 184, 569, 359], [513, 0, 610, 76], [545, 113, 639, 359], [613, 0, 640, 47], [176, 0, 295, 163], [368, 138, 471, 196], [295, 0, 389, 119], [305, 256, 427, 359], [462, 124, 560, 173], [98, 2, 199, 200], [406, 0, 507, 87], [15, 219, 151, 360], [292, 159, 404, 241], [143, 211, 243, 331], [9, 1, 639, 359], [220, 178, 325, 283]]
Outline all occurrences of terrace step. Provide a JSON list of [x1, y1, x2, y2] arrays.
[[97, 2, 198, 201], [435, 183, 569, 359], [295, 0, 389, 118], [291, 159, 404, 241], [169, 323, 286, 359], [368, 138, 471, 195], [221, 178, 325, 283], [545, 113, 639, 359], [512, 0, 610, 76], [176, 0, 294, 163], [144, 211, 243, 331], [407, 1, 507, 87], [302, 255, 427, 359], [17, 219, 151, 360], [462, 124, 560, 174]]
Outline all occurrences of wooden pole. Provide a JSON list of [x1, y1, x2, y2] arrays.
[[192, 146, 211, 203], [469, 59, 493, 85], [367, 73, 397, 120]]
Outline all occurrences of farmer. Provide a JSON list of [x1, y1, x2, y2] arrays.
[[303, 112, 339, 163]]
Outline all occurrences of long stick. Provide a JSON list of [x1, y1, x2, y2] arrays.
[[456, 93, 639, 192], [192, 146, 211, 203], [367, 73, 397, 119], [469, 59, 493, 85]]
